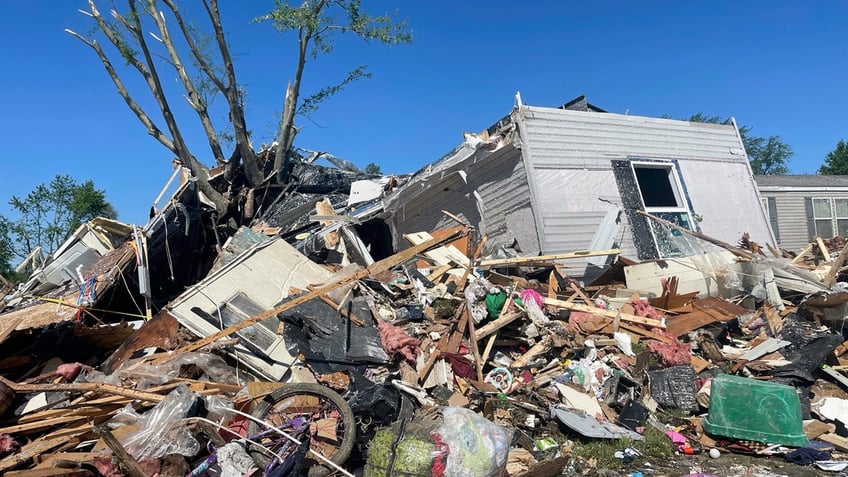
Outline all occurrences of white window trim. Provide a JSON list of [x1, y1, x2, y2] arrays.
[[812, 197, 848, 237], [630, 161, 695, 258]]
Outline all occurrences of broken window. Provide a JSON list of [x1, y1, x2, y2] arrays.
[[812, 198, 848, 238], [631, 162, 695, 258]]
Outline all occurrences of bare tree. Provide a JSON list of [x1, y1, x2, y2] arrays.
[[68, 0, 410, 216], [67, 0, 263, 213]]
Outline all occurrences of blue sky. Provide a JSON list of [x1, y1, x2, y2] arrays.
[[1, 1, 846, 226]]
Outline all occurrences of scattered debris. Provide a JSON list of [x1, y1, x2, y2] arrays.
[[1, 105, 848, 475]]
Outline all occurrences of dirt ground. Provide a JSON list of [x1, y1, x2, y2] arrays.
[[611, 452, 843, 477]]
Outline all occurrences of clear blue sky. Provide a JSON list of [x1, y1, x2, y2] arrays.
[[1, 1, 846, 226]]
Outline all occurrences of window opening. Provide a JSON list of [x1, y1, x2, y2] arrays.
[[632, 162, 694, 258]]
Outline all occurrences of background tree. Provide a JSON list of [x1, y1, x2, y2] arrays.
[[686, 113, 791, 175], [0, 225, 14, 279], [258, 0, 412, 182], [818, 140, 848, 175], [0, 175, 116, 272], [364, 162, 382, 175]]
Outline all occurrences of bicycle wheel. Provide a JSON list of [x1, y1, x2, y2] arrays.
[[248, 383, 355, 477]]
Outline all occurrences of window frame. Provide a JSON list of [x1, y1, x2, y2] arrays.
[[630, 161, 695, 258], [813, 197, 848, 238]]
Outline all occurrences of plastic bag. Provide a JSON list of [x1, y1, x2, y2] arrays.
[[116, 352, 242, 389], [114, 385, 201, 459], [365, 407, 510, 477]]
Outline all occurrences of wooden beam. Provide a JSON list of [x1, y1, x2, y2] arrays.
[[474, 310, 524, 341], [824, 240, 848, 287], [543, 297, 666, 329], [791, 243, 814, 264], [466, 307, 485, 382], [510, 337, 551, 369], [817, 237, 832, 262], [418, 334, 449, 384], [94, 426, 149, 477], [159, 229, 465, 358], [0, 377, 165, 403], [479, 249, 620, 268], [0, 437, 68, 473]]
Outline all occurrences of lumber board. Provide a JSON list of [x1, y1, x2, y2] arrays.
[[543, 297, 666, 329], [479, 249, 620, 267], [474, 310, 524, 341], [0, 437, 68, 473]]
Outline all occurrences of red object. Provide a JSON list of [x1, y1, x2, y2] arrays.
[[429, 431, 451, 477]]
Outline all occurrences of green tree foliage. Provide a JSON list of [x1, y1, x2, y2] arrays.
[[258, 0, 412, 181], [0, 225, 14, 278], [818, 140, 848, 175], [364, 162, 382, 175], [686, 113, 791, 175], [0, 175, 117, 270]]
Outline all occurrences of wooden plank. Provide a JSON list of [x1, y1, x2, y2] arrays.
[[618, 322, 673, 344], [418, 334, 450, 384], [791, 243, 814, 264], [93, 426, 149, 477], [510, 337, 551, 369], [0, 437, 68, 473], [426, 264, 453, 282], [160, 229, 465, 358], [819, 433, 848, 452], [446, 304, 469, 353], [817, 237, 832, 261], [5, 381, 165, 404], [465, 307, 485, 382], [543, 297, 666, 329], [475, 310, 524, 341], [665, 310, 719, 337], [636, 211, 753, 259], [479, 249, 620, 268], [824, 239, 848, 286], [0, 415, 88, 435]]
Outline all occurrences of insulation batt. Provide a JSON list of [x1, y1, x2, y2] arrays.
[[377, 319, 420, 364]]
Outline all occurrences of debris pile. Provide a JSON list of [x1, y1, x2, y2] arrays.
[[0, 157, 847, 477]]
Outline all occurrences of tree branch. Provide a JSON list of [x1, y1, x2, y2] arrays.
[[160, 0, 227, 94], [203, 0, 263, 186], [65, 29, 177, 153], [148, 7, 226, 165]]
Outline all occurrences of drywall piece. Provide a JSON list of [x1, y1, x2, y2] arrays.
[[624, 251, 737, 297]]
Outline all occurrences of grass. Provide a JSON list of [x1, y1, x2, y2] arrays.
[[571, 426, 674, 469]]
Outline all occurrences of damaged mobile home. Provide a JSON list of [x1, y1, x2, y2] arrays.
[[385, 95, 774, 280]]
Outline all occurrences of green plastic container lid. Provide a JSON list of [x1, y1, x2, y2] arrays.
[[703, 374, 808, 447]]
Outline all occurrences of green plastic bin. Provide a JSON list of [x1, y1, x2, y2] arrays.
[[703, 374, 808, 447]]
